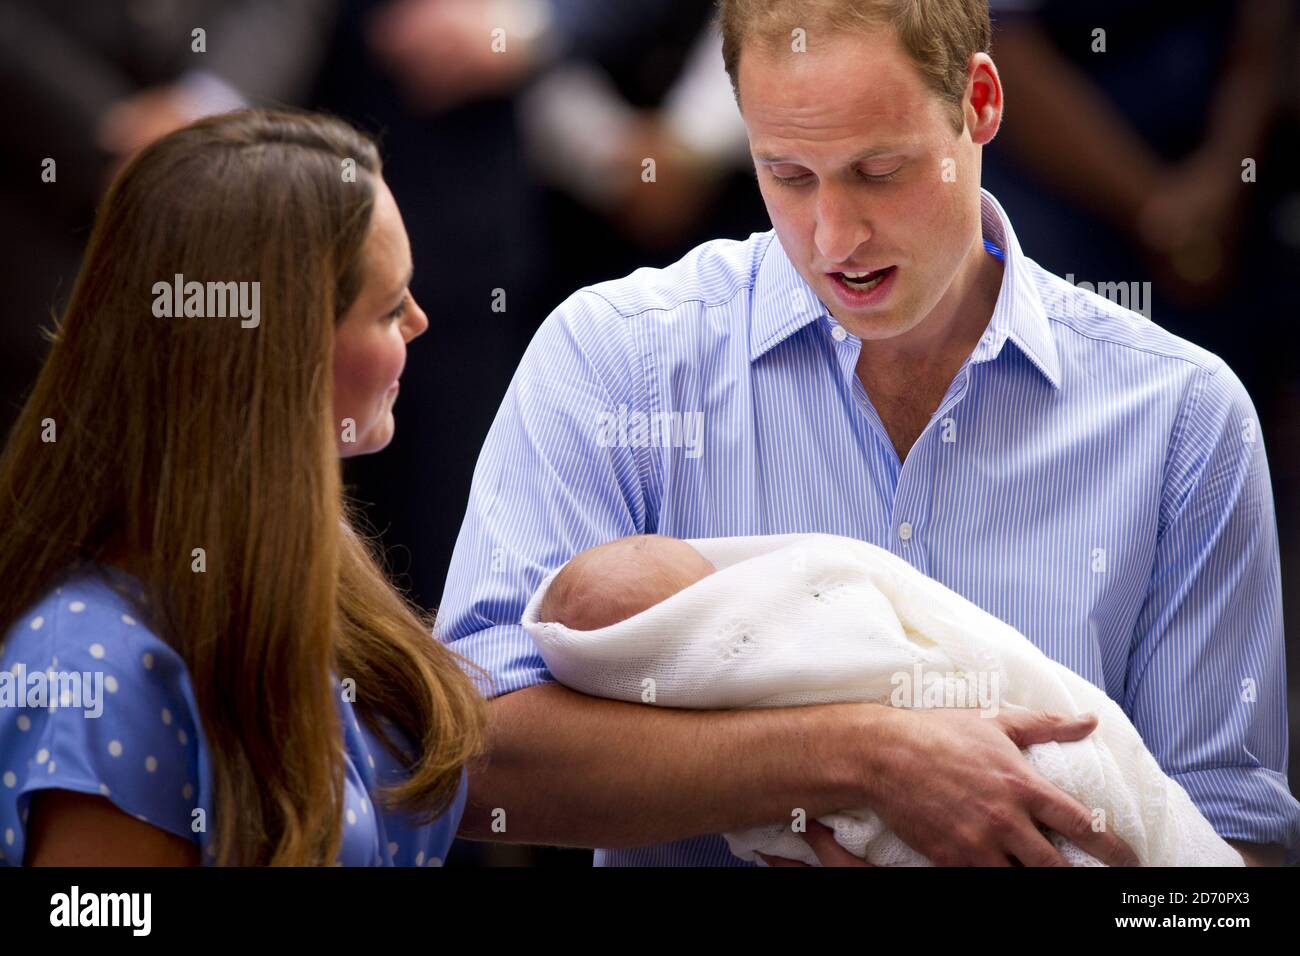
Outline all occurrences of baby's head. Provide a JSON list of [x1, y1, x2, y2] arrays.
[[540, 534, 716, 631]]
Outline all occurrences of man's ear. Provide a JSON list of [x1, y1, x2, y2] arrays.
[[965, 53, 1002, 145]]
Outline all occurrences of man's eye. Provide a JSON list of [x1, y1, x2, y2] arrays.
[[861, 167, 902, 183], [387, 296, 408, 321], [771, 171, 813, 187]]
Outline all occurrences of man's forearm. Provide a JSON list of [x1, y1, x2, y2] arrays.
[[457, 683, 878, 848]]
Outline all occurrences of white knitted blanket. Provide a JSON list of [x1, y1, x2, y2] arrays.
[[522, 533, 1242, 866]]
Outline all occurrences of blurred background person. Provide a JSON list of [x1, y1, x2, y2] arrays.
[[0, 0, 336, 435]]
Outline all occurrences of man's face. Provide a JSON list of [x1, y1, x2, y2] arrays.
[[740, 28, 994, 344]]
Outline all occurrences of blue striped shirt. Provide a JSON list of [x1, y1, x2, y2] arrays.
[[438, 189, 1299, 865]]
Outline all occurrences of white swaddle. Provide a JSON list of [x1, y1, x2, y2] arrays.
[[521, 533, 1243, 866]]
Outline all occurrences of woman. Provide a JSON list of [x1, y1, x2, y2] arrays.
[[0, 110, 486, 865]]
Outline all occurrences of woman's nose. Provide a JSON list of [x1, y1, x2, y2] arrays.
[[404, 296, 429, 341]]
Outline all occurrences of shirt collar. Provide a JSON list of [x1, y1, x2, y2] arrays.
[[749, 188, 1062, 390]]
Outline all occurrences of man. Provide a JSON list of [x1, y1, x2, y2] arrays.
[[438, 0, 1299, 866]]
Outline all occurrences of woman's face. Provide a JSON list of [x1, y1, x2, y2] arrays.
[[333, 177, 428, 457]]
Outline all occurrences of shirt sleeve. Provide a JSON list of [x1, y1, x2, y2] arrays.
[[435, 290, 650, 698], [0, 585, 205, 864], [1126, 360, 1300, 862]]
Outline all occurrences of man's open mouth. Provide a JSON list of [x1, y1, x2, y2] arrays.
[[833, 266, 894, 291]]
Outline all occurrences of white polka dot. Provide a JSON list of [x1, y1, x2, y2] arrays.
[[161, 708, 172, 725], [182, 783, 193, 800], [136, 814, 148, 823], [177, 729, 188, 745], [387, 841, 399, 856], [88, 643, 105, 659], [2, 772, 15, 788], [34, 748, 49, 765], [121, 614, 136, 626], [47, 761, 55, 773], [360, 800, 368, 815], [68, 601, 85, 613], [415, 851, 424, 866], [29, 616, 43, 630], [105, 675, 118, 693], [427, 857, 442, 867], [59, 689, 73, 707], [346, 808, 357, 826], [367, 754, 375, 769], [8, 662, 20, 676], [16, 715, 31, 732], [142, 653, 154, 670], [4, 829, 12, 846], [108, 740, 123, 757], [145, 756, 158, 773], [99, 783, 111, 796]]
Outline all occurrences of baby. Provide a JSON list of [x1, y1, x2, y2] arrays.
[[526, 530, 1245, 867], [539, 534, 716, 631]]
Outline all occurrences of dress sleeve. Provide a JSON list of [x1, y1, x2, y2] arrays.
[[0, 579, 205, 864]]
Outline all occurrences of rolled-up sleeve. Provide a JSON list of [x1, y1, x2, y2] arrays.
[[435, 290, 650, 699], [1127, 360, 1300, 862]]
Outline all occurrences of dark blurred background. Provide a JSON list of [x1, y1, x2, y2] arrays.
[[1, 0, 1296, 865]]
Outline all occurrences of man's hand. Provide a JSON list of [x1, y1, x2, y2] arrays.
[[856, 706, 1140, 867], [758, 820, 873, 867]]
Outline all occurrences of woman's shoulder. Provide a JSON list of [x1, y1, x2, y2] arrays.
[[0, 566, 207, 865], [2, 565, 179, 664]]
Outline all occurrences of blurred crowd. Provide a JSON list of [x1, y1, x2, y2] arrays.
[[1, 0, 1297, 865]]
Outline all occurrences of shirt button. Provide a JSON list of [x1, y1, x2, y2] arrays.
[[831, 324, 847, 342], [898, 521, 913, 541]]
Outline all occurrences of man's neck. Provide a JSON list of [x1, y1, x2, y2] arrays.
[[855, 237, 1004, 388]]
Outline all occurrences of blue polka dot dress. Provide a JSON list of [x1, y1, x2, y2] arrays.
[[0, 565, 467, 866]]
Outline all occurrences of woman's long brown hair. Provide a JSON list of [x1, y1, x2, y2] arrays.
[[0, 110, 486, 865]]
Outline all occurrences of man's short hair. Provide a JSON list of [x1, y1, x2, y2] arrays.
[[717, 0, 992, 133]]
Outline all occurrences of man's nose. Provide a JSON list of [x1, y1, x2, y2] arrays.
[[813, 185, 872, 264]]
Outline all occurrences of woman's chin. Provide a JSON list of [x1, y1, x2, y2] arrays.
[[337, 414, 396, 459]]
